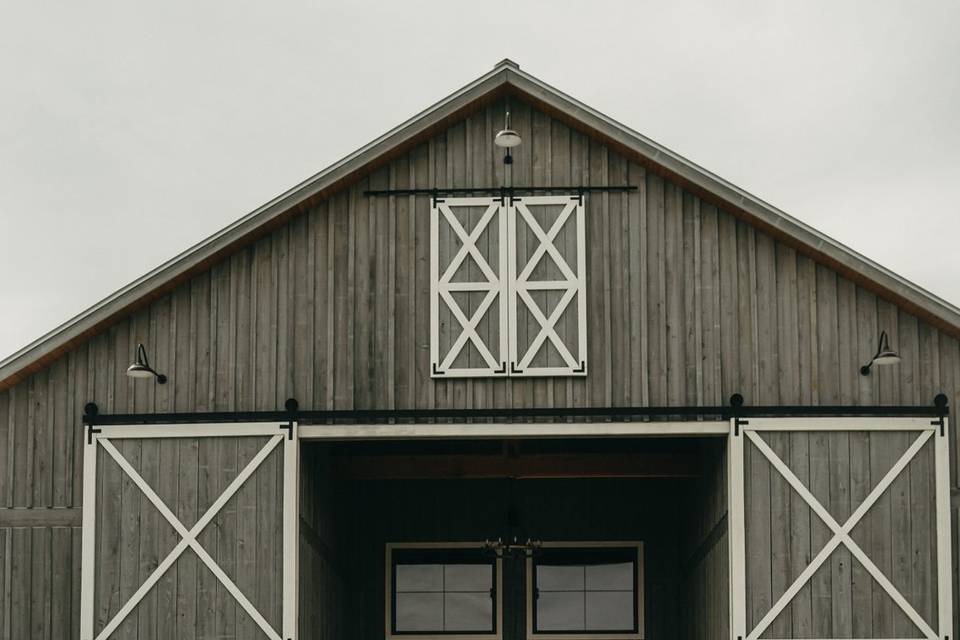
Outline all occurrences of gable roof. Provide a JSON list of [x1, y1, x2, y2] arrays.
[[3, 59, 959, 390]]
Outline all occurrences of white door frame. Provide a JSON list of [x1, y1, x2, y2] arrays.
[[430, 196, 509, 377], [507, 195, 587, 377], [80, 421, 299, 640], [727, 416, 952, 640]]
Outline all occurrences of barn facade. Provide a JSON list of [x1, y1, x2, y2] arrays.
[[0, 60, 957, 640]]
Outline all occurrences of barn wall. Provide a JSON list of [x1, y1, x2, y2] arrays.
[[0, 95, 958, 638], [299, 443, 344, 640], [680, 439, 729, 640]]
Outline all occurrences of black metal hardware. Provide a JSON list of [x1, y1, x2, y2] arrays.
[[734, 419, 749, 437], [83, 403, 101, 444], [573, 361, 586, 373], [509, 362, 523, 375], [730, 394, 746, 436], [279, 398, 298, 440], [494, 362, 507, 374], [364, 185, 637, 197], [80, 403, 946, 426], [934, 393, 948, 415], [431, 362, 444, 376]]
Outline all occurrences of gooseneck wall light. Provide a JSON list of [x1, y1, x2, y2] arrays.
[[859, 330, 901, 376], [126, 343, 167, 384]]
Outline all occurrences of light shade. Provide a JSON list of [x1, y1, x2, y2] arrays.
[[126, 343, 167, 383], [860, 331, 900, 375], [494, 128, 522, 148], [495, 110, 522, 148], [126, 362, 155, 379], [872, 350, 901, 366]]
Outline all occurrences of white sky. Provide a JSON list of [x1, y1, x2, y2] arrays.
[[2, 0, 959, 362]]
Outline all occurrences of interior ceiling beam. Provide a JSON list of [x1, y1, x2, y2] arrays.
[[331, 452, 699, 480]]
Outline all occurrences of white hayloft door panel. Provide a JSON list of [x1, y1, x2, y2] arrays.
[[508, 195, 587, 376], [430, 197, 509, 377]]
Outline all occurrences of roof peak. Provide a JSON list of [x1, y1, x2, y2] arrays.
[[493, 58, 520, 70]]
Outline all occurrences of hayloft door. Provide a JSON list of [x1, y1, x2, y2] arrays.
[[728, 417, 952, 640], [79, 422, 299, 640]]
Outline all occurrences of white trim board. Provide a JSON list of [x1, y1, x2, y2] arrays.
[[298, 421, 728, 440]]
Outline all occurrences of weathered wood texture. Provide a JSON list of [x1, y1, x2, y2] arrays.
[[0, 96, 958, 637], [88, 435, 282, 639], [680, 439, 729, 640], [299, 444, 343, 640], [743, 430, 941, 639]]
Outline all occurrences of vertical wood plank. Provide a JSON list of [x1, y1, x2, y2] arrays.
[[645, 172, 666, 405], [664, 182, 684, 406], [700, 204, 721, 405]]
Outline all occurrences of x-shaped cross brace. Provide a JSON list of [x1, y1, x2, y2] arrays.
[[438, 288, 501, 370], [439, 202, 500, 285], [94, 436, 284, 640], [514, 201, 578, 284], [515, 287, 579, 370], [512, 200, 580, 370], [744, 429, 936, 640]]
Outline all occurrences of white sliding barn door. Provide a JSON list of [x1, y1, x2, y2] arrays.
[[430, 197, 509, 377], [80, 422, 299, 640], [508, 195, 587, 376], [728, 417, 952, 640]]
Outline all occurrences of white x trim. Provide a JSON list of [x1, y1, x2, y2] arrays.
[[80, 422, 299, 640], [745, 429, 935, 640], [430, 197, 509, 377], [514, 287, 579, 370], [508, 196, 587, 376], [728, 417, 952, 640]]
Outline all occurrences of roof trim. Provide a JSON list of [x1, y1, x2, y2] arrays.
[[3, 59, 959, 389]]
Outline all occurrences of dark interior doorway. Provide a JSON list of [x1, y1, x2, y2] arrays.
[[299, 437, 726, 640]]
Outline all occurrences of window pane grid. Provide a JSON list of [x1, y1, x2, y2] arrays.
[[534, 552, 637, 634], [393, 552, 495, 634]]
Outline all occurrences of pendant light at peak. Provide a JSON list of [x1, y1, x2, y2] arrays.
[[494, 111, 522, 149]]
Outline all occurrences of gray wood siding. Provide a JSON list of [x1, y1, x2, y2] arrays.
[[89, 435, 283, 639], [742, 429, 941, 639], [0, 96, 958, 638], [680, 440, 728, 640], [299, 444, 343, 640]]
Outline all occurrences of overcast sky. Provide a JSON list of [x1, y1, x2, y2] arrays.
[[2, 0, 959, 362]]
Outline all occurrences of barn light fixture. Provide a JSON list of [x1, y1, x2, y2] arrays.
[[494, 111, 522, 148], [126, 343, 167, 384], [859, 330, 901, 376], [495, 110, 521, 166]]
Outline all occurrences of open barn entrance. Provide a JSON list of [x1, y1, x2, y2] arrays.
[[298, 433, 729, 640]]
